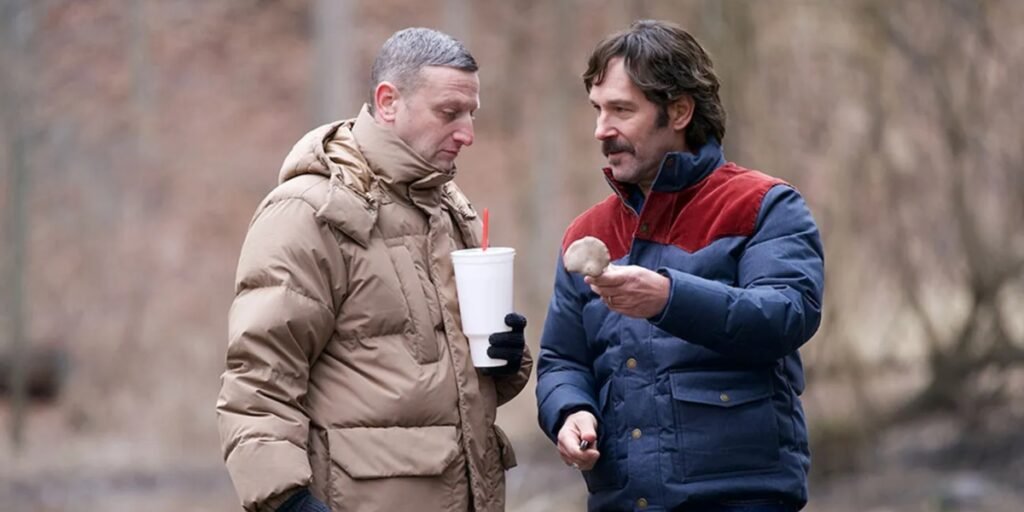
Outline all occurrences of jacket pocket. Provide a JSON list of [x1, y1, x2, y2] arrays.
[[328, 426, 459, 479], [670, 369, 780, 480], [493, 425, 518, 470], [582, 380, 626, 492], [326, 426, 466, 511]]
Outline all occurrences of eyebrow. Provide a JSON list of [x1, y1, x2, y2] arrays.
[[439, 98, 479, 111], [591, 99, 637, 109]]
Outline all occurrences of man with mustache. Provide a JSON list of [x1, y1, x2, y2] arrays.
[[217, 28, 531, 512], [537, 20, 824, 511]]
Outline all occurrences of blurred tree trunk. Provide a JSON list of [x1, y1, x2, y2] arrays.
[[1, 0, 34, 451], [495, 3, 531, 204], [443, 0, 470, 45], [497, 0, 534, 138], [123, 0, 157, 350], [701, 0, 754, 161], [629, 0, 650, 21], [133, 0, 156, 163], [312, 0, 356, 124], [522, 0, 573, 307]]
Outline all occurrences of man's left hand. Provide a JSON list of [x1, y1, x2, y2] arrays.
[[586, 265, 670, 318], [481, 313, 527, 376]]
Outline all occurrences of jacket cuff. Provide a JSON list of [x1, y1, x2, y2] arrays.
[[647, 268, 675, 323], [539, 383, 599, 441], [556, 405, 597, 435], [225, 439, 312, 512], [649, 267, 730, 342], [263, 487, 303, 512]]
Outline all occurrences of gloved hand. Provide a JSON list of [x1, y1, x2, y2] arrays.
[[481, 313, 527, 376], [276, 488, 330, 512]]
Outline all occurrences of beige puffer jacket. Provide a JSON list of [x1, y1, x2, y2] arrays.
[[217, 106, 532, 512]]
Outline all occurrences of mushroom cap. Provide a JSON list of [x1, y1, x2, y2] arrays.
[[563, 236, 611, 277]]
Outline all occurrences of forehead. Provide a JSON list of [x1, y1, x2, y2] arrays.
[[412, 66, 480, 106], [588, 57, 643, 104]]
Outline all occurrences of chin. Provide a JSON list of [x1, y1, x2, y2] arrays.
[[432, 153, 458, 170], [610, 166, 639, 184]]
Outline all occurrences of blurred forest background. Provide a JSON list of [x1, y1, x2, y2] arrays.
[[2, 0, 1023, 510]]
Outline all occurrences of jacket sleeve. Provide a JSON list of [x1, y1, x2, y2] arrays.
[[494, 344, 533, 407], [216, 197, 343, 512], [536, 255, 599, 442], [649, 185, 824, 362]]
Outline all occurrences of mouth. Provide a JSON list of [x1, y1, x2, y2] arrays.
[[602, 139, 634, 159], [605, 151, 631, 164]]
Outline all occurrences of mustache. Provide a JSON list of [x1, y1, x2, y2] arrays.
[[602, 138, 635, 157]]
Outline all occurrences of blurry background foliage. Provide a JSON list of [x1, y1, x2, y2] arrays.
[[1, 0, 1022, 510]]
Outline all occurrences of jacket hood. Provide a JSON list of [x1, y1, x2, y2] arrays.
[[278, 121, 344, 184], [277, 115, 378, 196]]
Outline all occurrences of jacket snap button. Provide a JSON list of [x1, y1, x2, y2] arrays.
[[637, 497, 649, 508], [720, 393, 730, 403], [631, 428, 642, 440], [639, 223, 649, 233], [626, 358, 637, 369]]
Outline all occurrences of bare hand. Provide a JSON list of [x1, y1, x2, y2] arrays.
[[585, 265, 670, 318], [557, 411, 600, 471]]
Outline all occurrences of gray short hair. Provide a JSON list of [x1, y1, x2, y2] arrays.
[[368, 28, 478, 113]]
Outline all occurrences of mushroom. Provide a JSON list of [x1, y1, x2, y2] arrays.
[[563, 236, 613, 277]]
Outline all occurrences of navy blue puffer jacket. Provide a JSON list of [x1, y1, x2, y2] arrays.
[[536, 141, 824, 511]]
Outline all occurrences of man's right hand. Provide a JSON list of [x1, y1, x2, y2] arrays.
[[557, 410, 601, 471]]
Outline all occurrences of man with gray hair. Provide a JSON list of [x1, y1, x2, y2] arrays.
[[217, 28, 531, 512]]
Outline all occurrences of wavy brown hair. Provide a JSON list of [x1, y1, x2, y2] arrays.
[[583, 20, 725, 149]]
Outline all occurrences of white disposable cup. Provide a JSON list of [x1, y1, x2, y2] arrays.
[[450, 247, 515, 368]]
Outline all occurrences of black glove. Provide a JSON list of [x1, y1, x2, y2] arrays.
[[481, 313, 527, 376], [277, 488, 330, 512]]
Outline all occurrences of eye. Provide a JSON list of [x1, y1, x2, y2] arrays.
[[441, 109, 458, 121]]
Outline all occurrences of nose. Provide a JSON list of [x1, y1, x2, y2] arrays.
[[452, 118, 475, 147], [594, 111, 616, 141]]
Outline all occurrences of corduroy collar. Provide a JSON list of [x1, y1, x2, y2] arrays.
[[603, 139, 727, 204]]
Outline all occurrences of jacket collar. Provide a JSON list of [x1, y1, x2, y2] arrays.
[[603, 139, 726, 203], [351, 104, 456, 203]]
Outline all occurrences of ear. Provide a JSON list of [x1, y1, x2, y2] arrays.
[[668, 95, 694, 132], [373, 81, 401, 123]]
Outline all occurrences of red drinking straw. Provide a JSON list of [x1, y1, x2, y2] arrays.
[[482, 208, 489, 251]]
